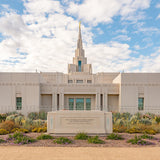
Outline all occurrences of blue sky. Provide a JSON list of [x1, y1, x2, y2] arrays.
[[0, 0, 160, 73]]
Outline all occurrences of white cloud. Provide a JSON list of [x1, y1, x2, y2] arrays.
[[157, 14, 160, 19], [67, 0, 151, 25], [156, 3, 160, 8], [23, 0, 64, 15], [113, 35, 131, 41]]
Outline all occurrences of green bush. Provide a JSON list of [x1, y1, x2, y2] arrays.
[[155, 116, 160, 124], [0, 138, 6, 143], [88, 136, 105, 144], [0, 129, 9, 135], [139, 119, 152, 125], [22, 118, 33, 131], [140, 134, 153, 139], [15, 116, 25, 126], [115, 119, 125, 126], [106, 133, 124, 140], [32, 119, 46, 128], [27, 112, 39, 120], [27, 112, 47, 120], [38, 112, 47, 120], [37, 134, 53, 140], [75, 132, 88, 140], [0, 114, 7, 122], [8, 132, 36, 144], [53, 137, 72, 144], [6, 115, 17, 122], [127, 135, 147, 145]]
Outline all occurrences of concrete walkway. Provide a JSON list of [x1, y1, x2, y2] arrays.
[[0, 147, 160, 160]]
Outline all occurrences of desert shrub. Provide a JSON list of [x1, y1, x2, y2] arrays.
[[8, 132, 36, 144], [139, 119, 152, 125], [120, 112, 132, 120], [88, 136, 105, 144], [115, 119, 125, 126], [106, 133, 124, 140], [127, 135, 147, 145], [155, 116, 160, 124], [0, 114, 7, 122], [38, 112, 47, 120], [6, 115, 17, 122], [32, 127, 46, 133], [11, 128, 29, 133], [140, 134, 153, 139], [0, 138, 6, 143], [0, 129, 9, 135], [0, 120, 18, 132], [27, 112, 39, 120], [126, 127, 141, 134], [22, 118, 33, 131], [32, 119, 46, 128], [113, 125, 127, 133], [15, 116, 25, 126], [53, 137, 72, 144], [130, 115, 140, 125], [75, 132, 88, 140], [37, 134, 53, 140], [143, 129, 156, 135]]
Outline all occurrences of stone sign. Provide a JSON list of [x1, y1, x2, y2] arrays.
[[47, 111, 112, 135]]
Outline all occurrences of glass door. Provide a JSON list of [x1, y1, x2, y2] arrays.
[[76, 98, 84, 110]]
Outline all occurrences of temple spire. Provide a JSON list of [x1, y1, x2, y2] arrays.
[[77, 21, 83, 50]]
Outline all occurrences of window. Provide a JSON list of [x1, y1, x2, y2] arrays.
[[76, 80, 83, 83], [68, 80, 73, 83], [87, 80, 92, 83], [16, 97, 22, 110], [76, 98, 84, 110], [69, 98, 74, 110], [86, 98, 91, 110], [78, 60, 81, 72], [138, 97, 144, 110]]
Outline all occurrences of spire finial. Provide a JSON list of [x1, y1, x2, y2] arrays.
[[79, 21, 81, 29]]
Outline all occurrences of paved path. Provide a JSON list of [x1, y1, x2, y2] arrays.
[[1, 147, 160, 160]]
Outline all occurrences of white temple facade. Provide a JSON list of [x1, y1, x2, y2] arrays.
[[0, 23, 160, 115]]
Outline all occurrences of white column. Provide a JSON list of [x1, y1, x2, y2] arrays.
[[96, 93, 100, 110], [59, 93, 64, 110], [103, 93, 108, 111]]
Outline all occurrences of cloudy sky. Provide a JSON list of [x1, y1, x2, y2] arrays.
[[0, 0, 160, 73]]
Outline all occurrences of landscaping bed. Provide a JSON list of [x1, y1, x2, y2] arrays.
[[0, 132, 160, 147]]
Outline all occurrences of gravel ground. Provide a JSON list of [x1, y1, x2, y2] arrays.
[[0, 132, 160, 147]]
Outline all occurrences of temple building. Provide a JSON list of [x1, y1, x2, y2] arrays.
[[0, 23, 160, 115]]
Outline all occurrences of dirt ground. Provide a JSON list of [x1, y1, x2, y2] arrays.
[[0, 132, 160, 147], [1, 147, 160, 160]]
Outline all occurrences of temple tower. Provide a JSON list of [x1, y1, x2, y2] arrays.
[[68, 22, 92, 74]]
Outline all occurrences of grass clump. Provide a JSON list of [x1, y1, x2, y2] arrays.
[[88, 136, 105, 144], [140, 134, 153, 139], [106, 133, 124, 140], [127, 135, 147, 145], [53, 137, 72, 144], [8, 132, 36, 144], [0, 138, 6, 143], [37, 134, 53, 140], [75, 132, 88, 140]]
